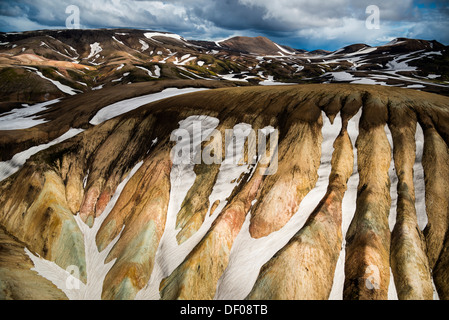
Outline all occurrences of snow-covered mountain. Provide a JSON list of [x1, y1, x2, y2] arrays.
[[0, 29, 448, 108]]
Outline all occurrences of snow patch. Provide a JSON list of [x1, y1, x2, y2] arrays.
[[407, 84, 425, 89], [273, 43, 295, 55], [112, 36, 124, 45], [139, 39, 149, 51], [23, 66, 79, 95], [0, 128, 84, 182], [259, 75, 293, 86], [90, 87, 209, 125], [414, 123, 427, 230], [144, 32, 184, 42], [26, 161, 143, 299], [92, 84, 104, 90]]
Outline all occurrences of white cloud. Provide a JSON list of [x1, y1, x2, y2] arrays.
[[238, 0, 416, 27]]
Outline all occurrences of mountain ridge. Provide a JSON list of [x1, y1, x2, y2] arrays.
[[1, 28, 448, 105]]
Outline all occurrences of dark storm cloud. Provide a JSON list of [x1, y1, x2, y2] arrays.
[[0, 0, 448, 50]]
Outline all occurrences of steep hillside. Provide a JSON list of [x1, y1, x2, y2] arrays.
[[216, 36, 299, 56], [1, 83, 449, 300]]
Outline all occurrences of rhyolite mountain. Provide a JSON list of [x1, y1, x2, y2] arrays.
[[1, 29, 449, 301]]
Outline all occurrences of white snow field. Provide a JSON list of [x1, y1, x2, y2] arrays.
[[0, 128, 84, 182]]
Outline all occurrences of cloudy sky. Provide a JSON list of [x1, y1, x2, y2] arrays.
[[1, 0, 448, 51]]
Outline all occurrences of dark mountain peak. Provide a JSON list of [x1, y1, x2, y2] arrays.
[[340, 43, 370, 53]]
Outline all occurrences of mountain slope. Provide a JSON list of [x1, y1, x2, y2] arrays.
[[217, 36, 298, 55], [1, 29, 448, 108], [1, 28, 449, 301], [1, 83, 449, 300]]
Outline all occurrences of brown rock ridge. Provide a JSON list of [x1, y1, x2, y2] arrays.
[[0, 226, 68, 300], [343, 94, 392, 300], [159, 133, 275, 300], [247, 118, 354, 299], [388, 103, 433, 300], [79, 116, 157, 226], [434, 231, 449, 299], [2, 84, 449, 300], [420, 121, 449, 269], [248, 119, 322, 239], [0, 166, 87, 281]]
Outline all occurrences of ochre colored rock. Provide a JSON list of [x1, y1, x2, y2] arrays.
[[0, 168, 86, 281], [434, 234, 449, 299], [0, 227, 68, 300], [421, 125, 449, 269], [249, 119, 322, 239]]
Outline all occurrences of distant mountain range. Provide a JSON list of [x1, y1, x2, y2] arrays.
[[0, 28, 448, 106]]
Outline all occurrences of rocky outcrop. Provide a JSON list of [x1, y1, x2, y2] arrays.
[[421, 123, 449, 269], [175, 162, 221, 244], [434, 232, 449, 299], [80, 116, 157, 226], [417, 111, 449, 299], [0, 166, 87, 281]]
